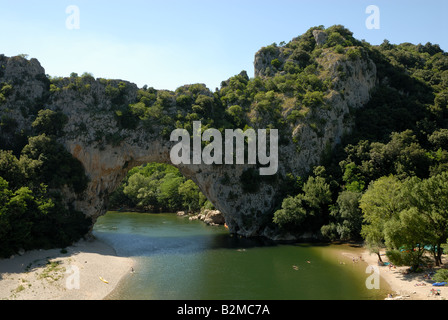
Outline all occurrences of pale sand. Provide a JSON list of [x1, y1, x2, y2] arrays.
[[0, 239, 134, 300], [342, 248, 447, 300]]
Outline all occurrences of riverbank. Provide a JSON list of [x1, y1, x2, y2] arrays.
[[340, 247, 447, 300], [0, 239, 134, 300], [1, 233, 446, 301]]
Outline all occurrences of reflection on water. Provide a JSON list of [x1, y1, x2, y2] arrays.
[[93, 212, 389, 300]]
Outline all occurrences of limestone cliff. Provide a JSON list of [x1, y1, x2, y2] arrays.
[[0, 27, 377, 240]]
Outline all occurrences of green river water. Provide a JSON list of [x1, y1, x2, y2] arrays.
[[92, 211, 390, 300]]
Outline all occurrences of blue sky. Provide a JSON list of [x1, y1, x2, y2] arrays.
[[1, 0, 447, 91]]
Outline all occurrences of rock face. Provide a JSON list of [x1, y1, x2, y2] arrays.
[[313, 30, 328, 46], [0, 55, 49, 151], [0, 28, 377, 240]]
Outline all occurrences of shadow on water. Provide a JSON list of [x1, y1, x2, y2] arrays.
[[93, 230, 282, 258], [93, 211, 334, 258]]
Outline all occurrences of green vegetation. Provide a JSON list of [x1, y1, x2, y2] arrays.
[[0, 106, 91, 258], [0, 147, 91, 258], [360, 173, 448, 269], [109, 163, 210, 213], [268, 26, 448, 271], [433, 269, 448, 282], [273, 167, 331, 235], [38, 260, 66, 282]]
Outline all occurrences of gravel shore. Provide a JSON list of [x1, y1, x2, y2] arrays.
[[0, 239, 134, 300]]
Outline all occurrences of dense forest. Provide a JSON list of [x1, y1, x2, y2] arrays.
[[1, 25, 448, 280], [0, 111, 91, 257], [108, 163, 213, 213]]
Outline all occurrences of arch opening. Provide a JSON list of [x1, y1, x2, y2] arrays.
[[106, 162, 217, 216]]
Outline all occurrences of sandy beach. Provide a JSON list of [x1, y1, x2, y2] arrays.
[[357, 249, 446, 300], [0, 239, 134, 300]]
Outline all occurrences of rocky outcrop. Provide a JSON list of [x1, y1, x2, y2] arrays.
[[254, 44, 282, 78], [0, 28, 377, 240], [313, 30, 328, 46], [0, 55, 49, 151], [189, 210, 226, 226]]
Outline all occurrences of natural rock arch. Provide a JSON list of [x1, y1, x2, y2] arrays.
[[62, 58, 375, 240], [0, 29, 377, 240]]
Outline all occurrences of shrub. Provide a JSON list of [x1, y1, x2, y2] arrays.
[[32, 109, 68, 136], [433, 269, 448, 282], [271, 58, 282, 69], [21, 134, 89, 193], [325, 32, 345, 47], [1, 83, 13, 97], [346, 48, 362, 61], [334, 45, 345, 54], [302, 91, 324, 109], [226, 105, 245, 126], [114, 105, 139, 129], [386, 249, 430, 272]]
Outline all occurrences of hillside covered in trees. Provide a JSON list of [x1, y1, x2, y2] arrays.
[[0, 25, 447, 274], [268, 27, 448, 270]]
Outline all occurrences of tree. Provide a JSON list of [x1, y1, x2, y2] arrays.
[[226, 105, 245, 127], [273, 193, 308, 231], [428, 129, 448, 150], [360, 175, 406, 222], [271, 58, 282, 69], [0, 177, 14, 255], [361, 172, 448, 268], [113, 163, 209, 213], [0, 150, 25, 190], [273, 174, 331, 235], [21, 134, 88, 193], [32, 109, 68, 136], [123, 173, 159, 210], [342, 162, 365, 192], [302, 175, 332, 211], [334, 191, 363, 240], [360, 175, 405, 263], [405, 172, 448, 266], [157, 173, 183, 211], [384, 207, 431, 270], [0, 176, 68, 257], [362, 224, 386, 264], [178, 179, 203, 213], [368, 130, 431, 179]]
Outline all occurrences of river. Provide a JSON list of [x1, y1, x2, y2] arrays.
[[92, 211, 389, 300]]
